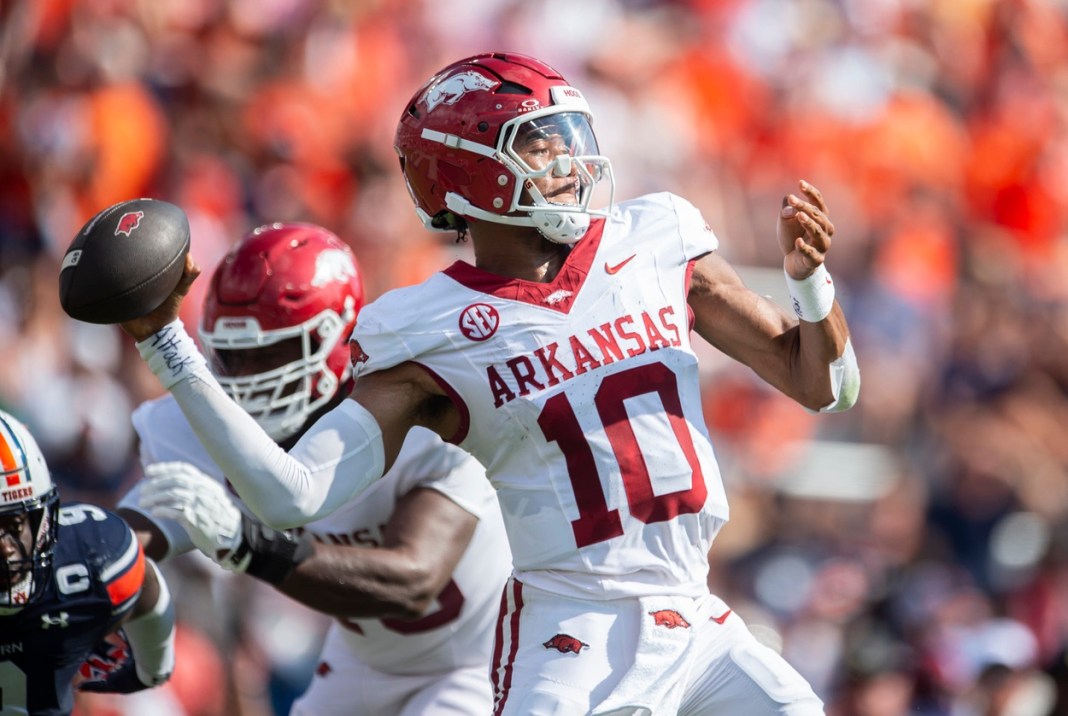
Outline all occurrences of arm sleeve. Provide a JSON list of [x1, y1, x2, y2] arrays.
[[123, 559, 176, 687], [168, 372, 386, 529], [137, 320, 386, 529]]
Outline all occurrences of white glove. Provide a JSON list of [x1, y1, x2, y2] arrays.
[[138, 462, 245, 570]]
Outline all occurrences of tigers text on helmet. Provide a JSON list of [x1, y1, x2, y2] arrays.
[[0, 410, 59, 611], [394, 52, 615, 246], [199, 223, 365, 442]]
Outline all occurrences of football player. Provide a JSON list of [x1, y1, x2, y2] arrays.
[[117, 223, 511, 715], [120, 53, 860, 714], [0, 410, 175, 716]]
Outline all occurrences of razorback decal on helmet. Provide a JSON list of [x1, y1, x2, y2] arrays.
[[312, 249, 359, 287], [423, 70, 500, 113]]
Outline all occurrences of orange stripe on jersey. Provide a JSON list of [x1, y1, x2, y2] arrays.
[[106, 541, 145, 607]]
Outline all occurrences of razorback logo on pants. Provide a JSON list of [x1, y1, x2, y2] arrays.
[[649, 609, 691, 629], [542, 634, 587, 654]]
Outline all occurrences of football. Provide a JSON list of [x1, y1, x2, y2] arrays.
[[59, 198, 190, 324]]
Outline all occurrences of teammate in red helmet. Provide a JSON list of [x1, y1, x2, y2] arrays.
[[117, 223, 510, 715], [120, 52, 859, 714]]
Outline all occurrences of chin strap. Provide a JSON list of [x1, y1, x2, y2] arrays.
[[444, 193, 589, 245]]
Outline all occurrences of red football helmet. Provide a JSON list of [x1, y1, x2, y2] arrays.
[[394, 52, 614, 245], [200, 223, 364, 442]]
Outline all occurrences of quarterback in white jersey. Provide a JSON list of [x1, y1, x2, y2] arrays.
[[352, 191, 729, 602], [119, 224, 510, 716], [118, 53, 860, 715]]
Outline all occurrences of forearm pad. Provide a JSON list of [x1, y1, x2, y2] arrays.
[[815, 338, 861, 413], [228, 514, 314, 584]]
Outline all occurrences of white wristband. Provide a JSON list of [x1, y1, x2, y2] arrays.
[[136, 320, 210, 390], [785, 264, 835, 322]]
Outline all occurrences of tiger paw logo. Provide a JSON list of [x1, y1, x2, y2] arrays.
[[115, 211, 144, 237], [543, 633, 587, 654], [649, 609, 691, 629]]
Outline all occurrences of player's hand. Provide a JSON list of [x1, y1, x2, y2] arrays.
[[777, 180, 835, 280], [119, 254, 201, 342], [138, 462, 243, 565], [77, 631, 156, 694]]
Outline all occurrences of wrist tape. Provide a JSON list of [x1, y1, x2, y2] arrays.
[[136, 320, 210, 390], [785, 264, 835, 322], [228, 514, 314, 584]]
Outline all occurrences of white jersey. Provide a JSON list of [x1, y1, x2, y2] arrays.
[[352, 192, 730, 601], [122, 395, 511, 676]]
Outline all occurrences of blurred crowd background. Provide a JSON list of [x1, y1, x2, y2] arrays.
[[2, 0, 1068, 714]]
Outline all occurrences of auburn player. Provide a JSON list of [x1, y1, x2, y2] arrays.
[[117, 223, 511, 715], [119, 53, 860, 714], [0, 410, 175, 716]]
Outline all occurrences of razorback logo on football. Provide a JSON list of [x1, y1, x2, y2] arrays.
[[315, 661, 332, 677], [649, 609, 691, 629], [115, 211, 145, 237], [543, 634, 587, 654]]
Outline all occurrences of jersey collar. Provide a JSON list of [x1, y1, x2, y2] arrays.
[[442, 218, 605, 314]]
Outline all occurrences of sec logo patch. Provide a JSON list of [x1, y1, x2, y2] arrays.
[[459, 303, 499, 341]]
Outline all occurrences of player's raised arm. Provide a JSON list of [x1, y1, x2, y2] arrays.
[[688, 180, 859, 413], [116, 253, 420, 529]]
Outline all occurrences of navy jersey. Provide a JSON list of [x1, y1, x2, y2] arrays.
[[0, 503, 145, 716]]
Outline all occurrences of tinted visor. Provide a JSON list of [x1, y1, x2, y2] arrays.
[[209, 337, 305, 378], [509, 112, 602, 178]]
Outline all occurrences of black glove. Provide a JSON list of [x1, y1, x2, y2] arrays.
[[227, 513, 315, 584]]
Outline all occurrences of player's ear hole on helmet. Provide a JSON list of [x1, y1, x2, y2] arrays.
[[430, 211, 470, 242]]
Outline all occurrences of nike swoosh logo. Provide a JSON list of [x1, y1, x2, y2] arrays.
[[710, 609, 732, 625], [605, 255, 636, 275]]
